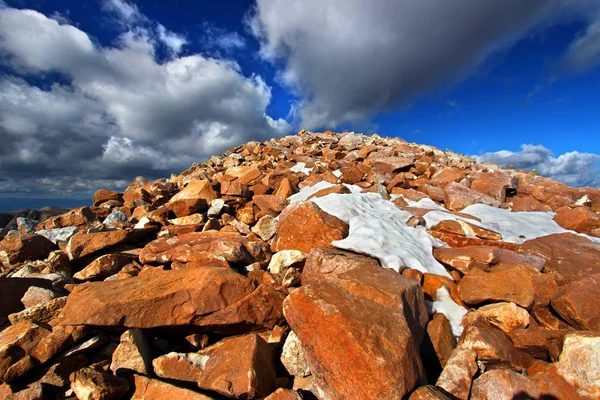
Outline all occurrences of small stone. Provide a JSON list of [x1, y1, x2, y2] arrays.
[[70, 367, 130, 400], [281, 331, 310, 377], [435, 348, 478, 400], [110, 329, 152, 376], [426, 313, 455, 368], [168, 180, 218, 217], [21, 286, 60, 308], [73, 253, 134, 281], [267, 250, 306, 275], [152, 351, 209, 382], [476, 302, 530, 333], [103, 210, 128, 228], [207, 198, 226, 217], [252, 215, 278, 241]]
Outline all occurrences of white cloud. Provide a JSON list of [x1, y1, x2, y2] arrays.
[[157, 24, 187, 54], [0, 3, 291, 198], [477, 144, 600, 187], [202, 23, 247, 53], [103, 0, 144, 25], [562, 21, 600, 73]]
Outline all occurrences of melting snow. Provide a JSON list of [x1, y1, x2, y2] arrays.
[[427, 286, 468, 337], [290, 162, 314, 175]]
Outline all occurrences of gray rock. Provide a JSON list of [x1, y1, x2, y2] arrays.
[[37, 226, 78, 244], [103, 210, 128, 228]]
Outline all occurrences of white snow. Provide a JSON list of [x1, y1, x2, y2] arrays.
[[427, 286, 468, 338], [332, 169, 343, 178], [288, 181, 361, 203], [310, 191, 453, 278], [290, 162, 314, 175]]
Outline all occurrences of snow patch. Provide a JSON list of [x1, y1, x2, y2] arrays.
[[288, 181, 361, 203], [311, 191, 452, 278], [290, 162, 314, 175], [427, 286, 468, 338]]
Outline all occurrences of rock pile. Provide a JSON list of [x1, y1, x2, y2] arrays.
[[1, 130, 600, 399]]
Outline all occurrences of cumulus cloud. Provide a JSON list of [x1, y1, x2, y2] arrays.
[[249, 0, 567, 129], [0, 3, 290, 199], [478, 144, 600, 188]]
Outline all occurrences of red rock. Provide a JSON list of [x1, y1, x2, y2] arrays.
[[432, 219, 501, 241], [508, 194, 552, 212], [471, 369, 539, 400], [553, 331, 600, 398], [152, 352, 208, 382], [70, 367, 130, 400], [196, 334, 277, 399], [430, 231, 519, 250], [371, 156, 414, 174], [139, 231, 253, 265], [509, 326, 566, 361], [458, 319, 535, 371], [435, 348, 478, 400], [408, 385, 452, 400], [220, 180, 249, 197], [168, 180, 218, 217], [443, 182, 502, 211], [274, 178, 293, 199], [301, 247, 381, 285], [553, 206, 600, 233], [132, 374, 213, 400], [519, 233, 600, 285], [66, 228, 155, 261], [35, 207, 97, 230], [433, 246, 499, 274], [476, 302, 530, 333], [495, 248, 545, 272], [284, 258, 428, 400], [470, 172, 516, 202], [551, 273, 600, 330], [55, 268, 284, 332], [306, 184, 351, 200], [272, 202, 348, 253], [0, 234, 57, 265], [9, 296, 67, 325], [93, 190, 123, 207], [253, 195, 286, 215], [426, 313, 455, 368], [428, 167, 465, 189], [73, 253, 135, 281], [264, 388, 302, 400], [458, 265, 536, 308], [110, 329, 151, 376]]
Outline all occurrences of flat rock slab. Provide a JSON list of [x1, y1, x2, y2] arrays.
[[55, 267, 285, 332]]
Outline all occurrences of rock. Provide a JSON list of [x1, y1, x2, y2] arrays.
[[73, 253, 135, 281], [21, 286, 60, 308], [152, 352, 208, 382], [93, 189, 123, 207], [36, 226, 78, 244], [251, 215, 278, 241], [509, 326, 566, 361], [110, 329, 151, 376], [264, 388, 302, 400], [476, 302, 530, 333], [551, 273, 600, 330], [443, 182, 502, 211], [196, 334, 277, 399], [470, 172, 516, 202], [103, 210, 128, 228], [435, 348, 478, 400], [38, 354, 87, 390], [280, 331, 310, 377], [306, 184, 351, 200], [66, 228, 155, 261], [267, 250, 306, 275], [470, 369, 539, 400], [139, 231, 253, 265], [301, 247, 381, 284], [519, 233, 600, 285], [408, 385, 452, 400], [429, 167, 465, 189], [16, 217, 37, 235], [55, 268, 284, 332], [0, 277, 54, 316], [433, 246, 499, 274], [272, 201, 348, 253], [168, 180, 218, 217], [283, 259, 428, 400], [432, 219, 501, 241], [371, 156, 414, 174], [0, 233, 57, 265], [553, 332, 600, 398], [36, 207, 96, 231], [8, 296, 67, 324], [220, 180, 248, 197], [457, 265, 535, 308], [458, 319, 535, 371], [207, 198, 226, 217], [553, 206, 600, 233], [69, 367, 130, 400], [426, 313, 455, 368], [131, 374, 214, 400]]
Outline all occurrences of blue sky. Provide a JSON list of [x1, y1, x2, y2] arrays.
[[0, 0, 599, 210]]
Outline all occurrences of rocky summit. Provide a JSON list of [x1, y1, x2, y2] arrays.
[[1, 130, 600, 400]]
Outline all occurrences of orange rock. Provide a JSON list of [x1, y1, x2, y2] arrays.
[[430, 231, 519, 250], [272, 202, 348, 253], [435, 348, 478, 400], [196, 334, 277, 399], [93, 189, 123, 207], [73, 253, 135, 281], [253, 195, 286, 215], [427, 313, 455, 368], [66, 228, 155, 261], [302, 247, 380, 285], [0, 233, 57, 265], [444, 182, 502, 211], [131, 374, 213, 400], [306, 184, 351, 200], [167, 180, 218, 217], [470, 172, 516, 202], [429, 167, 465, 189], [433, 246, 499, 274], [140, 231, 253, 265], [220, 180, 249, 197], [264, 388, 302, 400], [56, 268, 284, 332], [519, 233, 600, 285], [284, 258, 428, 400], [553, 206, 600, 233], [70, 367, 130, 400], [458, 265, 536, 308], [471, 369, 539, 400], [35, 207, 97, 230], [371, 156, 414, 174], [509, 326, 566, 361], [432, 219, 501, 241], [551, 273, 600, 330], [408, 385, 452, 400], [507, 194, 552, 212]]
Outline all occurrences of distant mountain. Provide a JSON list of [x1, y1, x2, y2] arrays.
[[0, 198, 88, 213]]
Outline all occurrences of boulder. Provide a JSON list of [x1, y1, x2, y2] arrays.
[[55, 268, 285, 332], [153, 352, 208, 382], [554, 331, 600, 398], [272, 202, 348, 253], [131, 374, 214, 400], [553, 206, 600, 233], [110, 329, 151, 376], [435, 348, 478, 400], [519, 233, 600, 285], [66, 228, 155, 261], [167, 180, 218, 217], [73, 253, 135, 281], [93, 189, 123, 207], [551, 273, 600, 330], [70, 367, 130, 400], [280, 330, 310, 377], [0, 278, 54, 316], [0, 233, 57, 265], [443, 182, 502, 211]]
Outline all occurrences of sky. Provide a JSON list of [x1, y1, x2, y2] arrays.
[[0, 0, 599, 210]]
